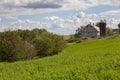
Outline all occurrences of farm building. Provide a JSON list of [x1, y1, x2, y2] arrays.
[[81, 24, 100, 38], [98, 20, 107, 36], [82, 20, 107, 38]]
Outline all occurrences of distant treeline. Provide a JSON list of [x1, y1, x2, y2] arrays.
[[0, 29, 66, 62]]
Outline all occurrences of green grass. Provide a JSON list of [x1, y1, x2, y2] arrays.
[[0, 37, 120, 80]]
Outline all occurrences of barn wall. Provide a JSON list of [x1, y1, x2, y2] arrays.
[[81, 26, 100, 38]]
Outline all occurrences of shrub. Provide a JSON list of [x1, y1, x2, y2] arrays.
[[106, 27, 113, 36], [0, 31, 36, 62], [51, 34, 66, 54], [74, 26, 84, 38], [33, 32, 66, 57], [0, 29, 66, 62], [33, 34, 54, 57], [67, 36, 81, 43]]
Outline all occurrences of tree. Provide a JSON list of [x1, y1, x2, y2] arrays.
[[74, 26, 84, 38], [0, 31, 36, 62], [52, 34, 66, 54], [118, 23, 120, 34], [106, 27, 113, 36], [33, 31, 66, 57], [17, 29, 47, 43], [0, 29, 66, 62], [33, 34, 54, 57]]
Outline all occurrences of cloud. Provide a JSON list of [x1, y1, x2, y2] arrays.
[[45, 16, 64, 21], [44, 11, 120, 34], [0, 0, 120, 17], [23, 2, 61, 9], [44, 16, 76, 34], [0, 18, 1, 23], [0, 10, 120, 34], [43, 12, 99, 34], [100, 10, 120, 16], [10, 19, 44, 30], [107, 18, 120, 28], [89, 0, 120, 6], [73, 12, 98, 26], [99, 10, 120, 28]]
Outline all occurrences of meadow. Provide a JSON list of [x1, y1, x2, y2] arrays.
[[0, 37, 120, 80]]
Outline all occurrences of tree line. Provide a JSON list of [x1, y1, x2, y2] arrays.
[[0, 29, 66, 62]]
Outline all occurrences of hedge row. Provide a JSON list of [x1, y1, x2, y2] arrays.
[[0, 29, 66, 62]]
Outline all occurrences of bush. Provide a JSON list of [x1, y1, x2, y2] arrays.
[[51, 34, 66, 54], [0, 31, 36, 62], [0, 29, 66, 62], [33, 32, 66, 57], [106, 27, 113, 36], [67, 36, 81, 43], [18, 29, 47, 43], [33, 34, 54, 57]]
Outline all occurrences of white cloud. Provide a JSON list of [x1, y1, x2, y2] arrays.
[[107, 18, 120, 28], [100, 10, 120, 16], [44, 16, 76, 34], [3, 18, 75, 35], [43, 12, 99, 34], [76, 12, 86, 18], [0, 18, 1, 23], [99, 10, 120, 28], [0, 10, 120, 34], [89, 0, 120, 6], [44, 11, 120, 34], [10, 19, 45, 30], [0, 0, 120, 17], [45, 16, 64, 22], [73, 12, 98, 26]]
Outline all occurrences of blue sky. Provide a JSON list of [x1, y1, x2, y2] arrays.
[[0, 0, 120, 34]]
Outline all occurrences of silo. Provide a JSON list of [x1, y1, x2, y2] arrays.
[[99, 20, 107, 37]]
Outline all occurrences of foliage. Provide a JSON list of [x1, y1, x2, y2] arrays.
[[67, 35, 81, 43], [52, 34, 66, 53], [74, 26, 84, 38], [33, 31, 66, 57], [106, 27, 113, 36], [33, 32, 54, 57], [68, 26, 83, 43], [0, 31, 36, 62], [17, 29, 47, 42], [0, 37, 120, 79], [118, 23, 120, 28], [0, 29, 66, 62], [18, 28, 66, 57], [118, 23, 120, 34]]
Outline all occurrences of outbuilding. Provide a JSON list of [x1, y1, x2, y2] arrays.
[[81, 24, 100, 38]]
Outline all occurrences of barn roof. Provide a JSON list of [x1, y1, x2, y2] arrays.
[[93, 26, 100, 32], [85, 24, 100, 32]]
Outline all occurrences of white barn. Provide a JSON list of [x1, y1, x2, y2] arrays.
[[81, 24, 100, 38]]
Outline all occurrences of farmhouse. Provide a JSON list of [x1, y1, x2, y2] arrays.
[[81, 24, 100, 38], [82, 20, 106, 38]]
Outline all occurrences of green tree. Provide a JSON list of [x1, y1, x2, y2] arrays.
[[0, 31, 36, 62], [33, 34, 54, 57], [0, 29, 66, 62], [106, 27, 113, 36], [74, 26, 83, 38], [118, 23, 120, 34], [33, 31, 66, 57], [52, 34, 66, 54]]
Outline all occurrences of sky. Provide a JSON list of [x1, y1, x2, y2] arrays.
[[0, 0, 120, 35]]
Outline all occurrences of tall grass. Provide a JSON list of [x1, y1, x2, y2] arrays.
[[0, 37, 120, 80]]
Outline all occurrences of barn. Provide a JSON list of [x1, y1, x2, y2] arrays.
[[81, 24, 100, 38]]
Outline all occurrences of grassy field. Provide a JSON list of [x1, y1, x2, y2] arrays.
[[0, 37, 120, 80]]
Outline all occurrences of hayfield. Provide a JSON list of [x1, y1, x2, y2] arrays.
[[0, 37, 120, 80]]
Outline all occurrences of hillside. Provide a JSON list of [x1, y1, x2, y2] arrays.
[[0, 37, 120, 80]]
